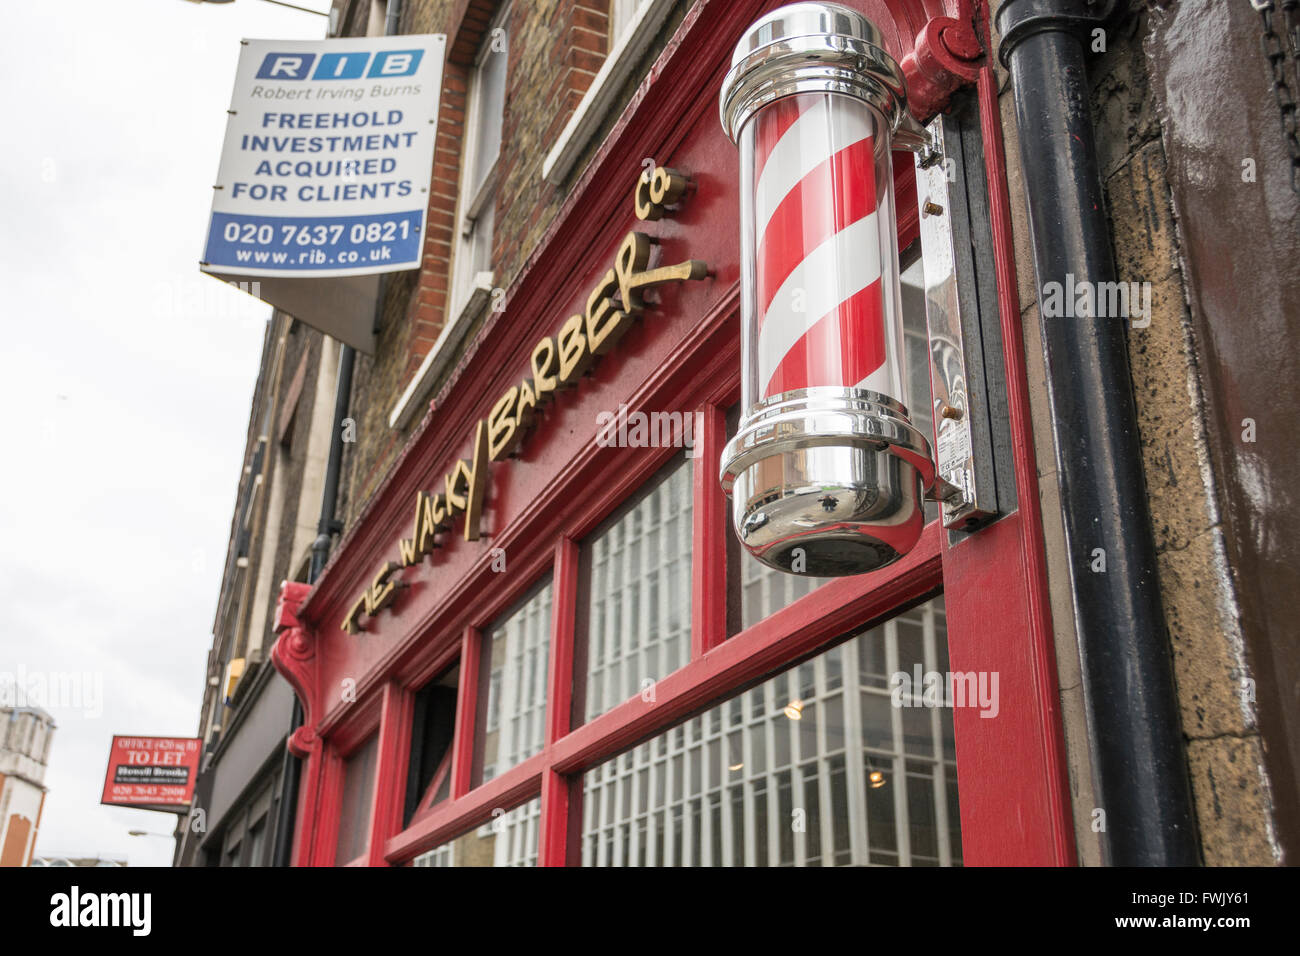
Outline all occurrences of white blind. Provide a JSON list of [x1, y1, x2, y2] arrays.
[[584, 459, 693, 722]]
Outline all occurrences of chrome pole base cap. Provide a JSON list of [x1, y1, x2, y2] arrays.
[[720, 387, 935, 576]]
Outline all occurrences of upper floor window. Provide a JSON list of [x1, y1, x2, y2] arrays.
[[450, 5, 511, 319], [609, 0, 640, 45], [542, 0, 677, 185], [366, 0, 388, 38]]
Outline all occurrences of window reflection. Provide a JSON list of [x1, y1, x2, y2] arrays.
[[405, 665, 459, 825], [412, 797, 542, 868], [478, 581, 551, 784], [335, 733, 378, 865], [582, 458, 693, 722], [582, 596, 960, 866]]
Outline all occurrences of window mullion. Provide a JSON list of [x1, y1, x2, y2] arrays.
[[886, 621, 912, 866], [539, 536, 579, 866], [691, 405, 726, 656]]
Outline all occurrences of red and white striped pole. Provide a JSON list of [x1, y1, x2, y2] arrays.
[[720, 3, 936, 576], [749, 91, 903, 403]]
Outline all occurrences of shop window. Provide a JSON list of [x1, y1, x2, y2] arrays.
[[577, 457, 693, 723], [737, 548, 836, 633], [449, 4, 510, 319], [580, 596, 959, 866], [412, 796, 542, 867], [404, 665, 460, 826], [335, 733, 379, 866], [211, 781, 275, 867], [245, 817, 267, 868], [222, 829, 242, 868], [476, 578, 552, 784]]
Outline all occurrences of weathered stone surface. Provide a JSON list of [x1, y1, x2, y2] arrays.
[[1159, 527, 1254, 740], [997, 0, 1278, 861], [1187, 735, 1279, 865]]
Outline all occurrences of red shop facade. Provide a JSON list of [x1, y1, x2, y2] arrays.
[[271, 0, 1076, 867]]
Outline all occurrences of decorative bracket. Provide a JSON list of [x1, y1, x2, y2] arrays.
[[270, 580, 319, 758]]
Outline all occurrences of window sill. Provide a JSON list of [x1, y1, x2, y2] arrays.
[[388, 273, 495, 431], [541, 0, 678, 186]]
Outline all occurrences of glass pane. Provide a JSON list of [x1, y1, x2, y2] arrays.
[[738, 551, 835, 632], [900, 249, 940, 525], [406, 665, 459, 825], [470, 28, 508, 196], [583, 458, 693, 722], [478, 580, 552, 784], [412, 796, 541, 867], [335, 733, 378, 865], [245, 817, 266, 868], [610, 0, 640, 42], [900, 252, 932, 439], [581, 594, 959, 865]]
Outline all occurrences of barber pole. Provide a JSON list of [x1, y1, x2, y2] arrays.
[[751, 92, 902, 402], [719, 2, 938, 576]]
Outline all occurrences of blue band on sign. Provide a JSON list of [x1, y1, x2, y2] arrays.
[[204, 211, 422, 272]]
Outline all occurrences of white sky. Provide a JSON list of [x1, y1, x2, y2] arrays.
[[0, 0, 329, 867]]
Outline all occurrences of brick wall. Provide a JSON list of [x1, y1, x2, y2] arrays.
[[336, 0, 684, 528]]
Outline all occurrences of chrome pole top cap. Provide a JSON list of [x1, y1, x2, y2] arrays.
[[719, 1, 910, 144], [728, 2, 887, 68]]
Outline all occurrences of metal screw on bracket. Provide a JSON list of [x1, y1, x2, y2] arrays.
[[922, 199, 944, 217]]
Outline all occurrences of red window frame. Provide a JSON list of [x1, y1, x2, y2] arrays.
[[272, 0, 1075, 868]]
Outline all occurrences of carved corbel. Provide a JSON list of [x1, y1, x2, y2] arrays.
[[270, 580, 320, 758]]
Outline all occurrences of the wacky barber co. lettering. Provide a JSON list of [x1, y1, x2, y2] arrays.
[[343, 167, 708, 634]]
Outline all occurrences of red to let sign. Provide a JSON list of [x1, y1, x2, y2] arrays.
[[100, 736, 201, 811]]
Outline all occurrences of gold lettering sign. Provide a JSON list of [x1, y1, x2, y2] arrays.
[[344, 164, 708, 634], [342, 561, 407, 635], [634, 166, 689, 221]]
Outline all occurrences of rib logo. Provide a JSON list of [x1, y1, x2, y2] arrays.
[[255, 49, 424, 81]]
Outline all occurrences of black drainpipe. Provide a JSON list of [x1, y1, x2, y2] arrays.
[[269, 343, 354, 868], [996, 0, 1199, 865], [269, 0, 403, 868]]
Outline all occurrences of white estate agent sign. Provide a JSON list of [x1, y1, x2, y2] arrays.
[[201, 35, 446, 352]]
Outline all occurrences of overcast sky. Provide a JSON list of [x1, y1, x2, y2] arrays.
[[0, 0, 329, 867]]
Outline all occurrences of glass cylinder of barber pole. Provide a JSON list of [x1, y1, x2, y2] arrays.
[[719, 2, 935, 576]]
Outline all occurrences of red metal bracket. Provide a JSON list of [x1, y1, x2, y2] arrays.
[[902, 14, 984, 121]]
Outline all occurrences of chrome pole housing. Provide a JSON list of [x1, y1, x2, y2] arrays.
[[719, 2, 937, 576], [719, 1, 926, 149]]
